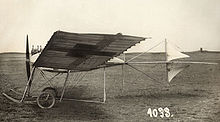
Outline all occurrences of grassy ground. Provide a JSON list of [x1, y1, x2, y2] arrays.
[[0, 52, 220, 122]]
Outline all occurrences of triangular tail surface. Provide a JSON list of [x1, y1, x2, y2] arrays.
[[166, 41, 190, 61], [167, 63, 189, 82]]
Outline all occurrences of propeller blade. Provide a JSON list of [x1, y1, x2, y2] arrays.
[[26, 35, 31, 80]]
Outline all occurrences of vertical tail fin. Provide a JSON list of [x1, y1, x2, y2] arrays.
[[165, 40, 190, 62], [165, 39, 190, 82]]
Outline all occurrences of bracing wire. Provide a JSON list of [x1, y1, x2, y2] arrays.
[[126, 41, 164, 62], [127, 64, 167, 86], [167, 40, 185, 52], [31, 71, 61, 93], [71, 72, 87, 88]]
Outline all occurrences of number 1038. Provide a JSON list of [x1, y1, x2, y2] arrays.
[[147, 107, 173, 118]]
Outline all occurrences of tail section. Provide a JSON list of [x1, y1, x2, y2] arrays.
[[165, 39, 190, 62], [167, 64, 189, 82], [165, 39, 190, 82]]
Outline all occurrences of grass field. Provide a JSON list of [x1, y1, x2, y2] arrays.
[[0, 52, 220, 122]]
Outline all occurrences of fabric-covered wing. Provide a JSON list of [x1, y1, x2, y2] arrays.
[[33, 31, 145, 71]]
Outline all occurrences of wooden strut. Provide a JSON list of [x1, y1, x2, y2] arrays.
[[103, 67, 106, 103], [59, 70, 70, 102], [21, 66, 36, 102], [121, 64, 124, 93], [121, 53, 126, 94], [58, 68, 107, 104], [165, 39, 169, 83]]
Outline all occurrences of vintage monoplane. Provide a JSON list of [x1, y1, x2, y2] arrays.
[[2, 31, 217, 108]]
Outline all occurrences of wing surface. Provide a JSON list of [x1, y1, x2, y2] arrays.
[[33, 31, 145, 70]]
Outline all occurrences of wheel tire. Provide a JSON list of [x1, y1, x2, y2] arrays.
[[36, 91, 55, 109], [42, 87, 57, 97]]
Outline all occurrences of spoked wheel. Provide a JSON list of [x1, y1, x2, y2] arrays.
[[42, 87, 57, 97], [36, 91, 55, 109]]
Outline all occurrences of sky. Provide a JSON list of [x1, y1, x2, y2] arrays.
[[0, 0, 220, 53]]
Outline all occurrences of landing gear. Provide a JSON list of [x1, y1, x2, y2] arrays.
[[42, 87, 58, 97], [36, 87, 57, 109]]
